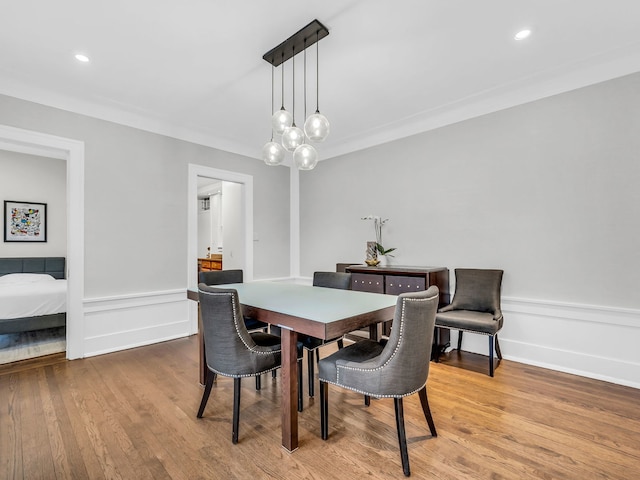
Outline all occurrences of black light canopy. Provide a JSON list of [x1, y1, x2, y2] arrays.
[[262, 19, 329, 67]]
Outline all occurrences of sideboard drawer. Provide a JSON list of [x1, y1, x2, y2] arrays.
[[385, 275, 426, 295], [351, 273, 384, 293]]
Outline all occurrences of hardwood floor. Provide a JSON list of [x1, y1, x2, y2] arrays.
[[1, 335, 638, 479]]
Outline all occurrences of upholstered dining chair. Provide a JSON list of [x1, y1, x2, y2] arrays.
[[434, 268, 504, 377], [318, 286, 440, 477], [199, 269, 275, 390], [272, 271, 351, 397], [199, 269, 268, 332], [196, 284, 303, 443]]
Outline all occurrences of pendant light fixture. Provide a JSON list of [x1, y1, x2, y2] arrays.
[[262, 64, 286, 165], [262, 19, 329, 170], [304, 31, 330, 143]]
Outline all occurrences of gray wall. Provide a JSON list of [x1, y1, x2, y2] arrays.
[[0, 150, 67, 256], [300, 72, 640, 309], [0, 94, 290, 297]]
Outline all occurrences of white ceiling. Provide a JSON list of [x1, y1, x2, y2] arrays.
[[2, 1, 640, 162]]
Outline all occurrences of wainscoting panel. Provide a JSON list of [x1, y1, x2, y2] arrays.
[[83, 289, 191, 357], [455, 297, 640, 388]]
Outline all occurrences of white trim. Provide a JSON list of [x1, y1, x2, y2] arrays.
[[84, 289, 186, 312], [187, 164, 254, 332], [0, 124, 85, 359]]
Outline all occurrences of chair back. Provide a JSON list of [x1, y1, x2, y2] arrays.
[[198, 283, 279, 377], [449, 269, 503, 316], [375, 286, 439, 395], [199, 269, 243, 286], [313, 271, 351, 290]]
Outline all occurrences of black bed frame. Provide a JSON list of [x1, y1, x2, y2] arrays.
[[0, 257, 66, 335]]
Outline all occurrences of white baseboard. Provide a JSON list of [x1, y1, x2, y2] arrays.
[[456, 296, 640, 389], [82, 289, 192, 358]]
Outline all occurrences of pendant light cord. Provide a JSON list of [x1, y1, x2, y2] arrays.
[[304, 39, 307, 121], [291, 46, 296, 126], [270, 64, 275, 140], [280, 52, 285, 110], [316, 30, 320, 114]]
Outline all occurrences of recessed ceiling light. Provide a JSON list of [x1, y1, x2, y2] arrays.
[[74, 54, 90, 63], [514, 29, 532, 41]]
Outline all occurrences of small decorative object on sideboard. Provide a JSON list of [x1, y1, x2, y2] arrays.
[[365, 241, 379, 266], [362, 214, 396, 266]]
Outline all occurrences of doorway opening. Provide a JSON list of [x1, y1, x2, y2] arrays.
[[187, 164, 253, 333]]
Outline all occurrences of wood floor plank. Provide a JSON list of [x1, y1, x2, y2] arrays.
[[1, 335, 638, 479]]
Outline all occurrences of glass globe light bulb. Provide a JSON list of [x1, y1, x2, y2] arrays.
[[293, 143, 318, 170], [282, 125, 304, 152], [272, 108, 293, 135], [262, 140, 285, 166], [304, 112, 330, 143]]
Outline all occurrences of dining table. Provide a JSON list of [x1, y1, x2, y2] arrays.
[[188, 281, 398, 452]]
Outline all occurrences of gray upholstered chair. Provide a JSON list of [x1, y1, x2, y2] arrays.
[[272, 271, 351, 397], [199, 269, 268, 332], [318, 286, 440, 477], [199, 269, 275, 391], [435, 268, 504, 377], [196, 284, 303, 443]]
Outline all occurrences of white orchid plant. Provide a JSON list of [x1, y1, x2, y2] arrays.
[[362, 215, 396, 257]]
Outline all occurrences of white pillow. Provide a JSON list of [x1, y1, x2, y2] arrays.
[[0, 273, 57, 284]]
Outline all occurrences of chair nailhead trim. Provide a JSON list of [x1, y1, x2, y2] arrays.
[[334, 293, 438, 394], [320, 379, 427, 399], [199, 289, 280, 356]]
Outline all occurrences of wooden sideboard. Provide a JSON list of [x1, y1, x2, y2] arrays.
[[345, 264, 451, 358], [198, 254, 222, 272]]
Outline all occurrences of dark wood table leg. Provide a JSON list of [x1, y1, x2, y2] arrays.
[[281, 327, 299, 452], [369, 323, 380, 341]]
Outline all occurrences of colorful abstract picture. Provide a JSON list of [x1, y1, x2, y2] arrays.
[[4, 200, 47, 242]]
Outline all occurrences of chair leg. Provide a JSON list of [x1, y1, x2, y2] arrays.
[[255, 374, 261, 390], [495, 334, 503, 359], [197, 369, 215, 418], [394, 398, 411, 477], [298, 359, 303, 412], [418, 386, 437, 437], [364, 395, 370, 406], [457, 330, 463, 351], [320, 381, 329, 440], [232, 377, 241, 444], [308, 350, 315, 397], [433, 328, 440, 363], [337, 339, 344, 349], [489, 335, 495, 377], [272, 370, 277, 378]]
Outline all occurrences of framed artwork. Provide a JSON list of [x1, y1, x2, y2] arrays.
[[4, 200, 47, 242]]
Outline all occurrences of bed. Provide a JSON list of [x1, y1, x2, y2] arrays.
[[0, 257, 66, 335]]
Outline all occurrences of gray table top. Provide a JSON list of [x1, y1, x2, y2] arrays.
[[216, 281, 398, 324]]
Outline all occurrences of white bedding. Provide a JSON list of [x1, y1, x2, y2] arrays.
[[0, 275, 67, 320]]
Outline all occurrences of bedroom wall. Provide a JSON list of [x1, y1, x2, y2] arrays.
[[0, 150, 67, 257], [0, 93, 290, 357], [299, 72, 640, 387]]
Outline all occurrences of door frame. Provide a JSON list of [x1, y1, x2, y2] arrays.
[[187, 164, 253, 331], [0, 124, 85, 359]]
